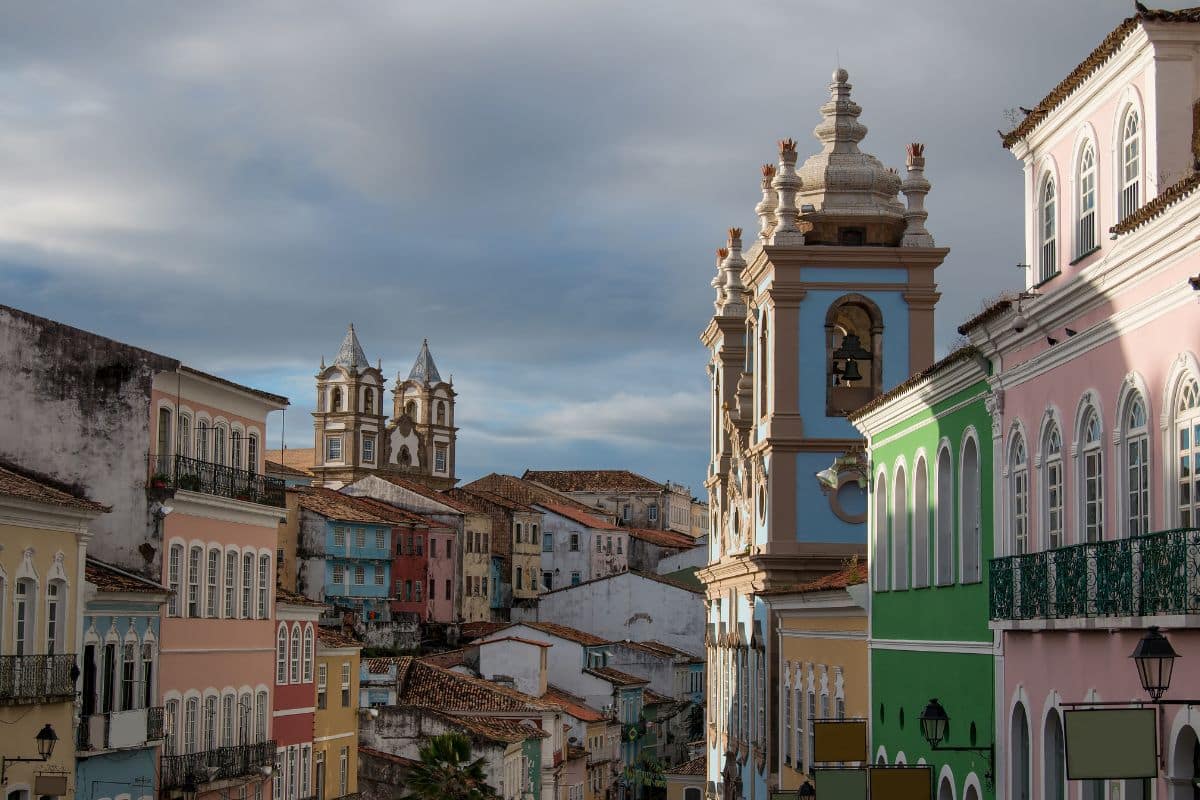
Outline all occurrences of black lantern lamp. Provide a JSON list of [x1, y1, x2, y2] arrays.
[[1132, 626, 1178, 701], [798, 780, 816, 798], [0, 723, 59, 783], [831, 334, 871, 385], [919, 699, 949, 749]]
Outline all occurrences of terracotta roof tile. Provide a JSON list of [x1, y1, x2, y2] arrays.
[[586, 666, 649, 687], [435, 712, 549, 743], [624, 528, 696, 549], [543, 686, 606, 723], [419, 649, 469, 668], [266, 448, 315, 476], [460, 621, 511, 640], [372, 476, 478, 514], [364, 656, 402, 674], [85, 558, 167, 594], [480, 636, 552, 649], [1112, 171, 1200, 235], [358, 747, 416, 767], [666, 756, 706, 776], [499, 621, 609, 647], [265, 459, 313, 478], [395, 656, 559, 713], [317, 628, 362, 648], [522, 470, 663, 493], [1001, 8, 1200, 149], [760, 561, 868, 596], [0, 462, 109, 512], [338, 493, 452, 529], [617, 641, 702, 663], [276, 585, 327, 608], [465, 474, 610, 516], [296, 487, 392, 524], [848, 346, 982, 420], [956, 300, 1014, 336], [532, 501, 621, 531], [568, 745, 588, 761], [643, 690, 672, 706], [455, 487, 536, 513]]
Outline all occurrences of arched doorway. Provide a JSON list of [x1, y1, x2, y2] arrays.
[[937, 775, 955, 800], [963, 785, 979, 800], [1012, 703, 1031, 800], [1044, 709, 1065, 800], [1172, 724, 1200, 800]]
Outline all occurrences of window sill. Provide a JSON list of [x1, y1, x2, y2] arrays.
[[1032, 271, 1061, 289], [1069, 246, 1100, 266]]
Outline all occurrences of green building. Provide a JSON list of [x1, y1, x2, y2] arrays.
[[849, 347, 994, 800]]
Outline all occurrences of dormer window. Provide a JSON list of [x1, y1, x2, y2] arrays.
[[1076, 143, 1097, 258], [1039, 176, 1057, 282], [1119, 109, 1140, 221]]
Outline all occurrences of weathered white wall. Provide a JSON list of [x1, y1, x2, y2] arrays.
[[656, 545, 707, 575], [478, 638, 547, 698], [477, 624, 615, 712]]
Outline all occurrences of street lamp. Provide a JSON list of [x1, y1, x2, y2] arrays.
[[1131, 626, 1178, 701], [917, 699, 993, 787], [0, 723, 58, 783]]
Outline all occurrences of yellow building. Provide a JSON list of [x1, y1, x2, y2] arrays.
[[0, 463, 107, 800], [664, 756, 704, 800], [315, 627, 362, 800], [763, 562, 869, 792]]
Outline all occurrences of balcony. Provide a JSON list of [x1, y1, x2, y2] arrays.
[[0, 654, 77, 704], [148, 454, 285, 508], [990, 527, 1200, 623], [161, 741, 277, 789], [77, 707, 164, 752]]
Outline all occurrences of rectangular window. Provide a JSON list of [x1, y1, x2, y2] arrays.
[[648, 504, 658, 523], [121, 643, 136, 710], [543, 533, 553, 552], [404, 580, 412, 600], [248, 434, 258, 472], [184, 697, 198, 754], [1047, 459, 1064, 549], [542, 571, 553, 591], [354, 566, 365, 585], [221, 694, 234, 746], [415, 536, 423, 556], [429, 538, 437, 558], [1128, 434, 1150, 537], [1084, 449, 1104, 542], [142, 643, 154, 709], [325, 435, 343, 462], [225, 551, 237, 618], [482, 577, 488, 597], [596, 538, 602, 552], [375, 529, 385, 550], [374, 567, 384, 586], [435, 444, 447, 473], [415, 581, 422, 601], [783, 673, 792, 765], [188, 546, 202, 617], [446, 540, 452, 559], [206, 549, 220, 617], [258, 555, 270, 618], [242, 554, 253, 617], [355, 528, 365, 549], [165, 699, 179, 756], [333, 526, 346, 547], [569, 533, 579, 551], [616, 538, 622, 554], [807, 691, 816, 770], [317, 664, 327, 709], [339, 747, 349, 796], [301, 745, 312, 798], [571, 571, 581, 585], [622, 504, 630, 521], [445, 579, 452, 600], [332, 563, 345, 585], [256, 691, 267, 742], [362, 434, 376, 463], [204, 695, 217, 751], [341, 662, 351, 706], [168, 544, 181, 616]]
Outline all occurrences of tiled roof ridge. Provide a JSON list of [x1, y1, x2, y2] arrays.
[[479, 621, 609, 647], [535, 500, 621, 530], [85, 557, 169, 593], [585, 665, 649, 686], [1001, 7, 1200, 149], [521, 469, 664, 492], [316, 627, 362, 648], [298, 487, 393, 524], [623, 527, 697, 548], [0, 460, 110, 512], [848, 345, 981, 421], [666, 755, 706, 776], [1111, 170, 1200, 235], [275, 585, 327, 608], [338, 492, 452, 528], [455, 486, 536, 513], [396, 656, 560, 712], [465, 473, 605, 515], [537, 568, 704, 597], [956, 299, 1015, 337]]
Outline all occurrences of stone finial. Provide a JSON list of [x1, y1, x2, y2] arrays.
[[712, 248, 728, 312], [718, 233, 747, 318], [901, 141, 934, 246], [771, 140, 804, 245], [755, 164, 778, 242]]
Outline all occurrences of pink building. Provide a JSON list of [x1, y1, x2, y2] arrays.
[[426, 520, 457, 623], [962, 8, 1200, 798], [274, 589, 322, 800], [151, 368, 288, 800]]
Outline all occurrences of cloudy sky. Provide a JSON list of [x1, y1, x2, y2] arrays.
[[0, 1, 1148, 490]]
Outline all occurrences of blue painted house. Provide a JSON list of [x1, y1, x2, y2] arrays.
[[699, 69, 950, 800], [76, 558, 170, 800], [295, 488, 393, 621]]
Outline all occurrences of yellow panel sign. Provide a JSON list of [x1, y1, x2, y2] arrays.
[[813, 719, 868, 763], [868, 765, 932, 800]]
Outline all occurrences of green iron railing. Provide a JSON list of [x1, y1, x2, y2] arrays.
[[990, 527, 1200, 621]]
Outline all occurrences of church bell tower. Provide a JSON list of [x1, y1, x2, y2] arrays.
[[311, 324, 387, 488]]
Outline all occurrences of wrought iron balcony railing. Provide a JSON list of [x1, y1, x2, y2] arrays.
[[147, 454, 285, 508], [161, 740, 277, 789], [0, 654, 77, 703], [77, 706, 165, 752], [990, 527, 1200, 621]]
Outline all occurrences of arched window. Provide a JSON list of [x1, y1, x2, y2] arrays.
[[331, 386, 343, 412], [1011, 434, 1029, 555], [873, 474, 888, 590], [1124, 394, 1150, 537], [303, 625, 314, 682], [399, 446, 412, 467], [177, 413, 191, 459], [230, 430, 243, 470], [892, 466, 909, 590], [1081, 409, 1104, 542], [364, 388, 374, 415], [436, 401, 446, 426], [936, 447, 954, 585], [168, 544, 182, 617], [961, 436, 982, 582], [45, 580, 65, 655], [825, 295, 883, 416], [404, 400, 416, 418], [255, 690, 268, 742], [221, 693, 235, 746], [276, 626, 288, 684], [1043, 424, 1064, 549], [224, 549, 238, 619], [213, 424, 227, 465], [195, 420, 209, 463], [1077, 142, 1097, 257], [257, 555, 270, 618], [1044, 709, 1066, 800], [238, 691, 252, 743], [241, 553, 254, 619], [1120, 109, 1141, 220], [247, 433, 259, 473], [1012, 702, 1031, 800], [187, 546, 202, 617], [912, 457, 929, 588], [937, 775, 954, 800], [206, 547, 220, 618], [1039, 176, 1057, 282], [184, 696, 199, 754], [157, 407, 172, 461], [1169, 724, 1200, 800], [759, 313, 769, 418], [1177, 378, 1200, 527], [290, 624, 301, 683]]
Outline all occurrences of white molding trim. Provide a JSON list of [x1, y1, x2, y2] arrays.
[[869, 637, 994, 655], [778, 630, 866, 640], [853, 359, 987, 438], [170, 491, 286, 527]]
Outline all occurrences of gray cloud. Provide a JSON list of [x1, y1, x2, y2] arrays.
[[0, 0, 1149, 489]]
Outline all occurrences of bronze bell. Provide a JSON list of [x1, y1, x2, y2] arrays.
[[841, 357, 863, 383]]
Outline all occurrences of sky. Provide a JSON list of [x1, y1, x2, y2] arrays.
[[0, 1, 1152, 491]]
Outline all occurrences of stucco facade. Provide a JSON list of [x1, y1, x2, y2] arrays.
[[313, 630, 361, 800]]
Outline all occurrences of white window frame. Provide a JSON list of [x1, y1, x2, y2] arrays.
[[325, 435, 343, 462], [1176, 378, 1200, 527], [206, 548, 220, 618], [290, 624, 301, 683], [303, 626, 314, 682], [168, 543, 182, 617], [257, 555, 270, 618], [1119, 108, 1141, 221], [912, 455, 929, 588], [1039, 174, 1057, 282], [187, 546, 202, 617], [1043, 424, 1064, 550], [1124, 394, 1150, 538], [892, 462, 908, 590], [1080, 409, 1104, 543], [1011, 434, 1029, 555], [224, 549, 238, 619], [1076, 142, 1097, 258], [277, 625, 289, 684]]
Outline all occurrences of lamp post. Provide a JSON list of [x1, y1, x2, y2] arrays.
[[1132, 626, 1178, 701], [917, 699, 993, 787], [0, 724, 59, 783]]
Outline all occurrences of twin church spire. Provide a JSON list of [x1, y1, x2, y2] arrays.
[[312, 325, 457, 490]]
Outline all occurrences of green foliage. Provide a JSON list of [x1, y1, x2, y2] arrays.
[[400, 732, 499, 800]]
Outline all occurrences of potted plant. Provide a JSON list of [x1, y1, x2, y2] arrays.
[[177, 474, 202, 491], [149, 473, 171, 489]]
